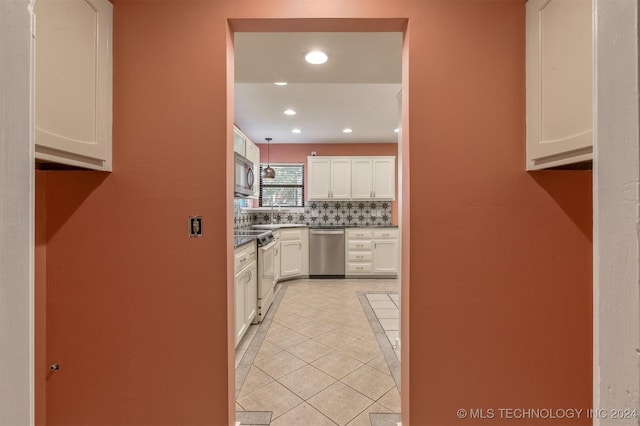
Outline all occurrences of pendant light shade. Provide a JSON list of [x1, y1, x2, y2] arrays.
[[262, 137, 276, 179]]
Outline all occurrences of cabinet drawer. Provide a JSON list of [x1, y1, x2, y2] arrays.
[[346, 229, 373, 239], [234, 245, 257, 271], [347, 240, 373, 250], [373, 228, 398, 239], [280, 229, 303, 241], [347, 262, 373, 273], [347, 251, 372, 262], [373, 229, 398, 239]]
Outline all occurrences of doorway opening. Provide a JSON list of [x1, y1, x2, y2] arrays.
[[228, 19, 409, 426]]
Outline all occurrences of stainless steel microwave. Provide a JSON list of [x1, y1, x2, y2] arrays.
[[234, 152, 255, 197]]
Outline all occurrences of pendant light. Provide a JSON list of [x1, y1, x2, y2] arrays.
[[262, 137, 276, 179]]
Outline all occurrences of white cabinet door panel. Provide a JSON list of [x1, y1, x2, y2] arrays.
[[372, 158, 395, 199], [330, 159, 351, 199], [373, 240, 399, 274], [352, 159, 373, 199], [280, 240, 302, 278], [308, 158, 331, 199], [526, 0, 592, 169], [35, 0, 113, 170], [244, 263, 257, 326]]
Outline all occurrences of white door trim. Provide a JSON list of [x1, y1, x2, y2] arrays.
[[0, 0, 36, 425], [593, 0, 640, 423]]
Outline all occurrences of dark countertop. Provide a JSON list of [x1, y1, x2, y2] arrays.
[[233, 236, 256, 249], [307, 225, 399, 229], [250, 224, 398, 230]]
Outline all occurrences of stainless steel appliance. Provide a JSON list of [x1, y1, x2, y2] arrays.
[[234, 152, 255, 197], [309, 228, 345, 277]]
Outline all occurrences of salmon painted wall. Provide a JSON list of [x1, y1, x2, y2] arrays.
[[35, 1, 592, 425], [257, 142, 399, 223], [34, 171, 46, 426]]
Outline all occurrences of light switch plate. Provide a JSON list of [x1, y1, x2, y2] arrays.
[[189, 216, 202, 238]]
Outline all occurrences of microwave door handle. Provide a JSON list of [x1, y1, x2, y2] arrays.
[[247, 167, 254, 190]]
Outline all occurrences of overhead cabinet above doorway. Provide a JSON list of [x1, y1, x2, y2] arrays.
[[34, 0, 113, 171], [308, 156, 395, 201], [525, 0, 593, 170]]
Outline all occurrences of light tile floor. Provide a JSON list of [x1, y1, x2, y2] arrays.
[[236, 279, 401, 426]]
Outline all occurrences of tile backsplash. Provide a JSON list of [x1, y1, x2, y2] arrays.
[[234, 199, 392, 230]]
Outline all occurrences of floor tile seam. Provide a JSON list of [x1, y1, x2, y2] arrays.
[[278, 346, 323, 368], [267, 400, 304, 423], [349, 359, 394, 380], [272, 400, 340, 426], [304, 396, 365, 426], [374, 393, 401, 414], [274, 370, 337, 403], [254, 349, 310, 379], [339, 375, 396, 403], [337, 397, 380, 426], [334, 376, 385, 406], [236, 365, 278, 400], [366, 359, 393, 376]]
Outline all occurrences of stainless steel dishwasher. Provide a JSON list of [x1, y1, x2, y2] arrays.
[[309, 228, 345, 277]]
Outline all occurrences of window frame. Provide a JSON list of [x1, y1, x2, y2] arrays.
[[259, 163, 305, 207]]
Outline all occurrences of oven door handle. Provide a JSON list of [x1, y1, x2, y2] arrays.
[[260, 241, 277, 250]]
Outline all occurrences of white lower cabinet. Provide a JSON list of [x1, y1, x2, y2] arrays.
[[372, 239, 399, 274], [234, 242, 257, 348], [279, 228, 309, 279], [346, 228, 398, 277]]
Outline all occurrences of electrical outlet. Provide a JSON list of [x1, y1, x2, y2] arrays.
[[311, 209, 319, 218]]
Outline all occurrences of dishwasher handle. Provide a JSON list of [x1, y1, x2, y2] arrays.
[[310, 229, 345, 235]]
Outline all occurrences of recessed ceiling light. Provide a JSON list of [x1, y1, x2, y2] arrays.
[[283, 109, 297, 116], [274, 81, 288, 86], [292, 129, 302, 134], [394, 128, 400, 133], [305, 50, 328, 65], [343, 128, 353, 133]]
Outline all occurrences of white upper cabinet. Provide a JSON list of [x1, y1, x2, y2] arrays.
[[351, 159, 373, 199], [34, 0, 113, 171], [234, 127, 246, 155], [352, 157, 395, 200], [308, 157, 351, 200], [311, 156, 395, 201], [526, 0, 593, 170]]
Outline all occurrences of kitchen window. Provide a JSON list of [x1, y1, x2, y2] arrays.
[[259, 164, 304, 207]]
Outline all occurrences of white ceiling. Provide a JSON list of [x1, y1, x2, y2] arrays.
[[234, 32, 402, 144]]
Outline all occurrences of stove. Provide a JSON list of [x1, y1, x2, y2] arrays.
[[234, 229, 274, 247]]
